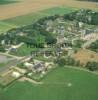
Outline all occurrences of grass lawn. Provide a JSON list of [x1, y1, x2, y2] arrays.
[[0, 67, 98, 100]]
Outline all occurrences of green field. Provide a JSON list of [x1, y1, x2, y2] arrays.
[[0, 21, 16, 33], [0, 67, 98, 100], [0, 7, 75, 32], [0, 0, 19, 5], [3, 7, 75, 26]]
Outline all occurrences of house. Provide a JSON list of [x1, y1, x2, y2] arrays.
[[12, 71, 21, 78], [1, 40, 5, 45], [57, 35, 68, 47], [24, 62, 33, 70], [78, 22, 84, 28], [33, 62, 45, 73], [82, 33, 98, 41]]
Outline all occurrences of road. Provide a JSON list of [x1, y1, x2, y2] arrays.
[[0, 54, 31, 73]]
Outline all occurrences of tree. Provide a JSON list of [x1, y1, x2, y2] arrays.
[[45, 35, 57, 45], [66, 57, 75, 66], [34, 35, 45, 48], [75, 60, 80, 66], [73, 39, 84, 48], [86, 61, 98, 71], [88, 40, 98, 52], [56, 57, 66, 66], [0, 45, 5, 52]]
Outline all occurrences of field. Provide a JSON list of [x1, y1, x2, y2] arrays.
[[0, 0, 98, 32], [0, 0, 98, 20], [0, 21, 16, 33], [3, 7, 75, 26], [0, 1, 98, 100], [0, 0, 19, 5], [0, 67, 98, 100], [0, 69, 18, 86], [0, 7, 75, 32], [72, 49, 98, 64]]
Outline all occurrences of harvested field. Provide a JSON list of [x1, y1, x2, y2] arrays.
[[0, 0, 98, 20], [72, 49, 98, 64]]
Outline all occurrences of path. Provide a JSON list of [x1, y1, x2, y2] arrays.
[[19, 77, 43, 85], [0, 52, 23, 59], [64, 66, 98, 76]]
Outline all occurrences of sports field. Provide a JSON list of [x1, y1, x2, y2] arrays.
[[0, 67, 98, 100]]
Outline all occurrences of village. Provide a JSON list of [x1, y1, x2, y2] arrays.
[[0, 9, 98, 87]]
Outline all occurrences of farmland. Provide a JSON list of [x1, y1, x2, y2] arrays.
[[3, 7, 75, 26], [0, 1, 98, 100], [72, 49, 98, 64], [0, 0, 98, 20], [0, 21, 16, 33], [0, 67, 98, 100], [0, 0, 19, 5], [0, 7, 75, 32]]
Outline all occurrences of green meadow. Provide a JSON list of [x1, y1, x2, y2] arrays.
[[0, 0, 19, 5], [0, 67, 98, 100]]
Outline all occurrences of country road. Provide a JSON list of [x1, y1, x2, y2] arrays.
[[0, 54, 31, 73]]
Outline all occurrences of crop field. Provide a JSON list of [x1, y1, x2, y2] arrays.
[[72, 49, 98, 64], [0, 0, 19, 5], [0, 7, 75, 32], [0, 0, 98, 32], [0, 0, 98, 20], [0, 21, 16, 33], [3, 7, 75, 26], [0, 69, 17, 86], [0, 67, 98, 100], [0, 1, 98, 100]]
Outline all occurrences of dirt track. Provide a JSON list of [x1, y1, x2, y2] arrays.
[[0, 0, 98, 20]]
